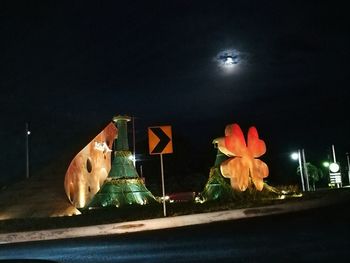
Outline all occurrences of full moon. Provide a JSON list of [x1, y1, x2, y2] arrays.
[[215, 49, 240, 73]]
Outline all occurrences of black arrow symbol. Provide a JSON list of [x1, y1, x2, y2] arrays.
[[151, 127, 171, 154]]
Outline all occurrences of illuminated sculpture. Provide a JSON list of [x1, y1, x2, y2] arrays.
[[64, 122, 117, 208], [87, 115, 156, 209], [218, 124, 269, 191], [200, 139, 234, 201], [201, 123, 269, 202]]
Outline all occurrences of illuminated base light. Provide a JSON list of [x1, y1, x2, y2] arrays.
[[128, 155, 136, 162], [79, 190, 86, 208], [160, 195, 170, 202], [136, 196, 146, 205], [27, 131, 31, 135], [66, 211, 81, 216], [293, 193, 303, 197], [195, 196, 205, 204]]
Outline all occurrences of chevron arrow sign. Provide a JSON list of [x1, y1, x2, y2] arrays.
[[148, 126, 173, 155]]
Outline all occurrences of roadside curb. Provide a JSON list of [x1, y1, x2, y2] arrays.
[[0, 196, 334, 244]]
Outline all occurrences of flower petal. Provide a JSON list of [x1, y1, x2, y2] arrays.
[[224, 124, 247, 157], [220, 157, 250, 191], [251, 159, 269, 191], [247, 126, 266, 158]]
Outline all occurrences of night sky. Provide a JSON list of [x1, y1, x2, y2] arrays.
[[1, 1, 349, 188]]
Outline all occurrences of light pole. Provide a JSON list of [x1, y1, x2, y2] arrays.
[[25, 122, 31, 179], [132, 116, 136, 167], [291, 150, 305, 191], [301, 149, 310, 191], [346, 153, 350, 185]]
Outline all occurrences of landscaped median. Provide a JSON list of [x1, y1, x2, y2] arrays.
[[1, 188, 349, 244]]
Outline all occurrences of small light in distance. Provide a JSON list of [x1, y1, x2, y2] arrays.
[[27, 130, 31, 135], [322, 161, 330, 168]]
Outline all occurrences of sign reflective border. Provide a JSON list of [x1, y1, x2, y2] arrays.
[[148, 126, 173, 155]]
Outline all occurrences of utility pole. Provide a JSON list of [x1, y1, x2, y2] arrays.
[[25, 122, 31, 179]]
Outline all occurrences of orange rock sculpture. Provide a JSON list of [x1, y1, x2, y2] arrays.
[[64, 122, 117, 208]]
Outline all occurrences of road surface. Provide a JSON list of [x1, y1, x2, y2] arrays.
[[1, 198, 350, 262]]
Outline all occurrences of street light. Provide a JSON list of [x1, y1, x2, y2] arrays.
[[290, 152, 299, 161], [291, 150, 305, 191], [291, 149, 310, 191]]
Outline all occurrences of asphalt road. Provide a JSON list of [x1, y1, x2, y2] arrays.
[[1, 200, 350, 263]]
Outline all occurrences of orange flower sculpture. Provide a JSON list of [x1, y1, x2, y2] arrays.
[[218, 124, 269, 191]]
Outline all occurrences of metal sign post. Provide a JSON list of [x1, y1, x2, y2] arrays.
[[148, 125, 173, 217], [160, 154, 166, 217]]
